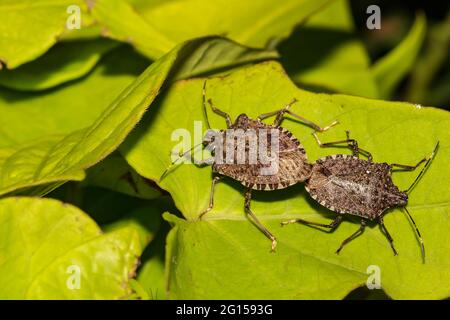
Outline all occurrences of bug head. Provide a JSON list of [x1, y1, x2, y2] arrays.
[[233, 113, 250, 127], [390, 188, 408, 208]]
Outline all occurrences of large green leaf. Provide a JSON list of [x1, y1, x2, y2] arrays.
[[122, 61, 450, 299], [91, 0, 334, 60], [0, 37, 277, 196], [372, 13, 427, 99], [0, 197, 142, 299], [279, 0, 379, 98], [0, 38, 118, 91], [0, 0, 89, 69]]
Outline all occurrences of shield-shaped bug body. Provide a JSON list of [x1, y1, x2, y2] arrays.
[[161, 80, 338, 251], [282, 131, 439, 261], [210, 115, 313, 191]]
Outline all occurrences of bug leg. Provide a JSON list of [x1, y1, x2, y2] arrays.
[[244, 189, 277, 252], [398, 142, 439, 194], [312, 132, 373, 161], [257, 98, 338, 131], [198, 175, 223, 219], [281, 215, 343, 233], [257, 99, 298, 125], [378, 217, 398, 256], [336, 219, 366, 254], [284, 110, 338, 132], [193, 157, 214, 168], [207, 98, 232, 127], [391, 142, 438, 173], [203, 81, 232, 127], [390, 159, 427, 171]]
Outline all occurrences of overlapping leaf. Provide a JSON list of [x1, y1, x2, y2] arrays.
[[0, 46, 148, 148], [0, 37, 277, 196], [0, 38, 118, 91], [88, 0, 174, 59], [91, 0, 334, 60], [0, 41, 176, 196], [0, 0, 89, 69]]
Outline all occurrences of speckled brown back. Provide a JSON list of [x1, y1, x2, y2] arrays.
[[213, 116, 312, 190], [305, 154, 408, 220]]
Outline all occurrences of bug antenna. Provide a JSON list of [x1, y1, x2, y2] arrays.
[[403, 207, 425, 262], [202, 80, 211, 130], [406, 141, 439, 194], [159, 143, 203, 182]]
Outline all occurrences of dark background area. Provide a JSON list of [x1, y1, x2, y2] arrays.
[[350, 0, 450, 109]]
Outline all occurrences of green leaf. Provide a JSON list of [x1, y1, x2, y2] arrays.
[[122, 61, 450, 299], [91, 0, 334, 59], [0, 45, 149, 148], [372, 13, 427, 99], [0, 197, 142, 299], [279, 0, 379, 97], [88, 0, 175, 59], [0, 37, 277, 196], [0, 38, 118, 91], [168, 37, 279, 81], [0, 42, 175, 196], [0, 0, 89, 69]]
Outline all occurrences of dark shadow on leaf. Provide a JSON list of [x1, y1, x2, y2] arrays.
[[100, 45, 151, 76], [293, 81, 339, 94], [345, 286, 391, 300], [0, 44, 150, 103], [278, 26, 356, 85], [137, 221, 170, 300]]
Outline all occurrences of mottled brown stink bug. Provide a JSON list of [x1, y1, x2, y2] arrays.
[[282, 131, 439, 260], [161, 80, 338, 251]]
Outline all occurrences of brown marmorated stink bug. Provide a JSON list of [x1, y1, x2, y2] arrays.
[[282, 131, 439, 261], [161, 80, 338, 252]]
